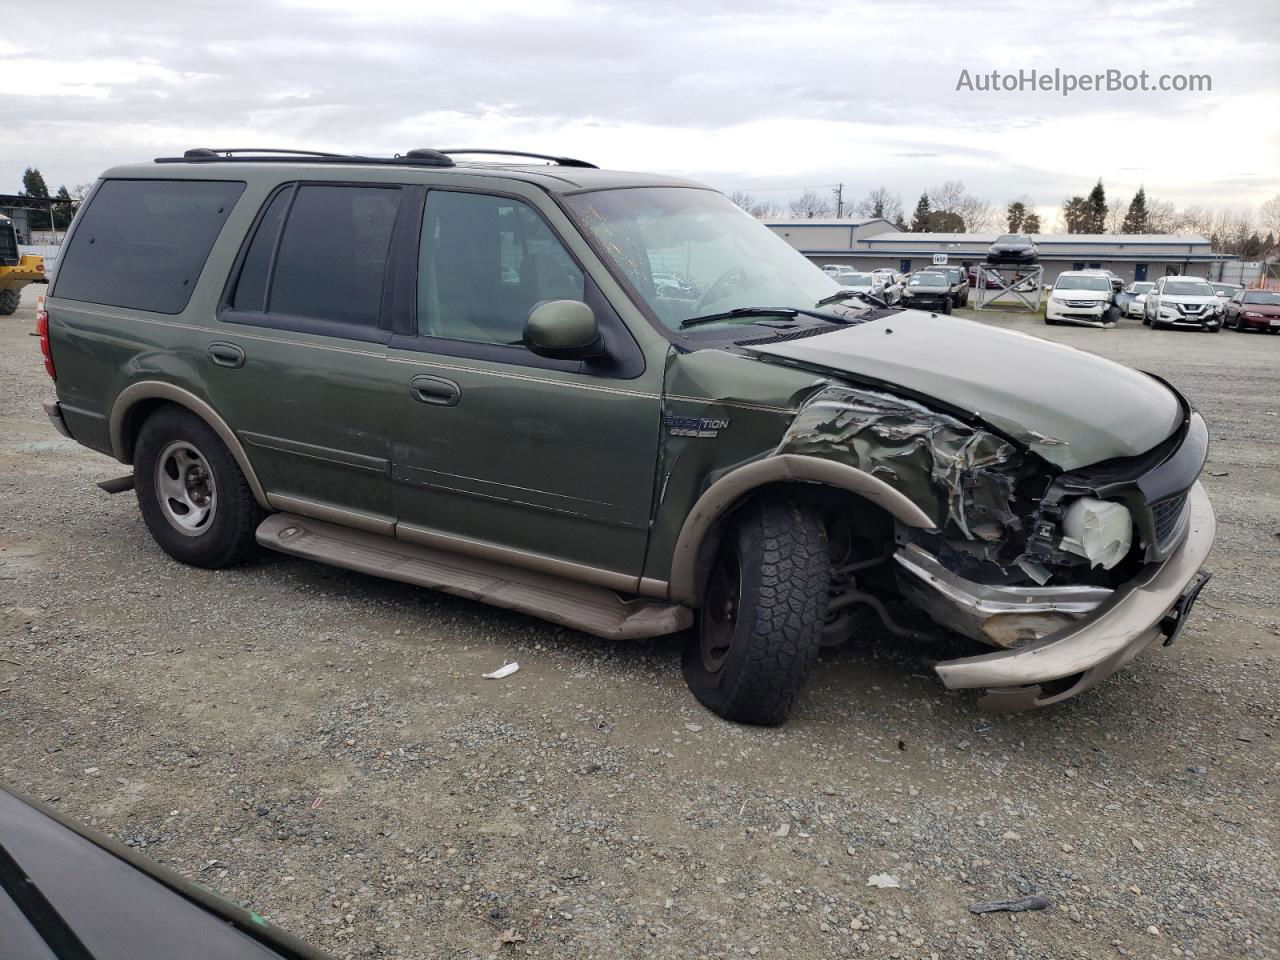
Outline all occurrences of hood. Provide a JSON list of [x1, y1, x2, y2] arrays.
[[905, 280, 949, 292], [1242, 302, 1280, 315], [742, 312, 1183, 470], [1165, 294, 1218, 306]]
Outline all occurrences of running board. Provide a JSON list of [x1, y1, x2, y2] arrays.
[[256, 513, 691, 640]]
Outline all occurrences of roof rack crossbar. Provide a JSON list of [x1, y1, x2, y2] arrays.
[[438, 149, 597, 169]]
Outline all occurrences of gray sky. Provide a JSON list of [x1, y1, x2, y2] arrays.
[[3, 0, 1277, 221]]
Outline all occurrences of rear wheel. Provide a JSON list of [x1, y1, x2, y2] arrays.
[[682, 496, 830, 726], [134, 406, 264, 568], [0, 288, 20, 316]]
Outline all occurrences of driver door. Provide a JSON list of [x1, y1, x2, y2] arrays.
[[384, 188, 663, 584]]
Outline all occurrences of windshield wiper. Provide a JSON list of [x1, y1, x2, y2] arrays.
[[816, 289, 889, 309], [680, 307, 801, 329]]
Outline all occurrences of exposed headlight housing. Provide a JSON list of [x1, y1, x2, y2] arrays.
[[1059, 497, 1132, 569]]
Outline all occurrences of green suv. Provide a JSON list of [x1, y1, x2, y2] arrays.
[[40, 148, 1215, 724]]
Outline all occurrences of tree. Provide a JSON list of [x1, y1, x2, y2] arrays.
[[788, 189, 833, 219], [910, 193, 931, 232], [1084, 179, 1107, 233], [853, 187, 902, 223], [1006, 200, 1027, 233], [926, 211, 965, 232], [21, 167, 50, 198], [1022, 211, 1042, 234], [892, 212, 908, 231], [928, 180, 967, 216], [1146, 198, 1178, 234], [957, 195, 995, 232], [1259, 194, 1280, 239], [70, 183, 94, 200], [1061, 196, 1089, 233], [1121, 187, 1150, 234], [727, 190, 756, 213], [53, 184, 75, 229]]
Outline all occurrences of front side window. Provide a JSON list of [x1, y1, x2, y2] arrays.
[[54, 179, 245, 314], [565, 187, 841, 331], [417, 191, 584, 344]]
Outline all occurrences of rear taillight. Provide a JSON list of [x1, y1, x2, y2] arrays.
[[36, 295, 54, 380]]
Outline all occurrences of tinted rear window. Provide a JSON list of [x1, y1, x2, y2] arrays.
[[53, 179, 244, 314], [266, 185, 400, 327]]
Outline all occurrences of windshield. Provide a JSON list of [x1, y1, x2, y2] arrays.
[[1164, 280, 1214, 296], [995, 235, 1027, 243], [908, 273, 946, 286], [1211, 284, 1239, 294], [1056, 275, 1112, 292], [1243, 291, 1280, 305], [1130, 283, 1154, 294], [565, 188, 841, 330], [841, 273, 875, 285]]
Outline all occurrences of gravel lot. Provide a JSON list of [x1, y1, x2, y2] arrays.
[[2, 285, 1277, 960]]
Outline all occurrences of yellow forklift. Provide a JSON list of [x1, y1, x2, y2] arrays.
[[0, 212, 46, 315]]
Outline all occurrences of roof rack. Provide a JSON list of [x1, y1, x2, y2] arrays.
[[156, 148, 456, 168], [438, 149, 597, 169]]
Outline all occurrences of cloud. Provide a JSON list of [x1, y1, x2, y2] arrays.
[[1, 0, 1276, 214]]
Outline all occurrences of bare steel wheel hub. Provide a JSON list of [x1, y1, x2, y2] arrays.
[[700, 550, 740, 673], [154, 440, 217, 536]]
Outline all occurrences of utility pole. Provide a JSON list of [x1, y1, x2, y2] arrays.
[[833, 183, 844, 218]]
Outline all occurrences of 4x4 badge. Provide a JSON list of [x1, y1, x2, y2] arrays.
[[664, 415, 730, 438]]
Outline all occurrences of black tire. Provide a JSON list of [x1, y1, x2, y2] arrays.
[[682, 496, 831, 726], [134, 406, 264, 568], [0, 288, 19, 316], [941, 298, 953, 315], [1044, 316, 1057, 325]]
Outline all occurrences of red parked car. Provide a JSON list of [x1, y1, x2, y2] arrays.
[[1224, 289, 1280, 333]]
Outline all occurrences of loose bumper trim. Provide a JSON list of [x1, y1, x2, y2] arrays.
[[42, 400, 72, 439], [932, 481, 1215, 711]]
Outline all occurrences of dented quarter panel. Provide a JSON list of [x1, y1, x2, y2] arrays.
[[744, 312, 1183, 470]]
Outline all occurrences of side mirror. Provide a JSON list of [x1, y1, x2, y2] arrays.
[[524, 300, 604, 360]]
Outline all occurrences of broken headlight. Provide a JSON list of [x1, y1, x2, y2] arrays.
[[1057, 497, 1132, 570]]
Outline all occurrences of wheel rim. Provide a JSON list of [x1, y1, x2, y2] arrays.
[[700, 549, 740, 673], [154, 440, 217, 536]]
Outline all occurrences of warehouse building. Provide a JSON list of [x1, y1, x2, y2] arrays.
[[767, 221, 1230, 285]]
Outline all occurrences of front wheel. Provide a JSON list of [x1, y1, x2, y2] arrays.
[[0, 288, 20, 316], [134, 406, 264, 568], [940, 298, 953, 315], [682, 496, 830, 726]]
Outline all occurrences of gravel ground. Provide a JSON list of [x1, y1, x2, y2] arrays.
[[2, 285, 1277, 960]]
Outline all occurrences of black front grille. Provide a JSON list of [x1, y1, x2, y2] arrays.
[[0, 221, 18, 266], [1151, 493, 1189, 548]]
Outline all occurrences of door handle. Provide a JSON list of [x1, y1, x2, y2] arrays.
[[410, 375, 460, 407], [207, 341, 245, 369]]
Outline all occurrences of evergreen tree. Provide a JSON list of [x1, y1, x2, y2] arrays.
[[21, 167, 50, 198], [910, 193, 931, 232], [1085, 179, 1107, 233], [1006, 200, 1026, 232], [1022, 211, 1041, 234], [1121, 187, 1150, 233]]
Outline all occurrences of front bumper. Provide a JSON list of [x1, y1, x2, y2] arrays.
[[1238, 314, 1280, 330], [931, 481, 1215, 712], [1046, 299, 1109, 325]]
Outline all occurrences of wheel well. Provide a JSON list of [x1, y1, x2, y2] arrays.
[[686, 482, 897, 608], [117, 398, 176, 464]]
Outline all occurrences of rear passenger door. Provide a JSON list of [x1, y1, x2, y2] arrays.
[[205, 182, 409, 532]]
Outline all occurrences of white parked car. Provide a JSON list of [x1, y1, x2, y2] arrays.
[[1121, 281, 1155, 319], [1143, 277, 1223, 332], [822, 264, 857, 279], [870, 267, 904, 284], [837, 271, 901, 304], [1210, 282, 1243, 302], [1045, 271, 1115, 327]]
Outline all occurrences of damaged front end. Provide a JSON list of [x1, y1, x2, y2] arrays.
[[775, 384, 1206, 655]]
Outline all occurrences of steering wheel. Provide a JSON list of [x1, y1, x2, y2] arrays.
[[694, 266, 747, 313]]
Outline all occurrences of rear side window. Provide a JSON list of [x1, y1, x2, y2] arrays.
[[232, 184, 400, 328], [53, 179, 244, 314]]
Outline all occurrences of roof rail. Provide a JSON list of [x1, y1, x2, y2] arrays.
[[156, 148, 456, 168], [438, 149, 597, 169]]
